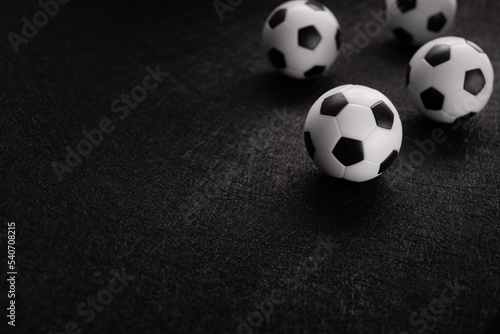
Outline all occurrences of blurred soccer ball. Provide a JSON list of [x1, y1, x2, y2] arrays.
[[262, 1, 341, 79]]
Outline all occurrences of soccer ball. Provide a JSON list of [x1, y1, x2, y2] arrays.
[[262, 1, 341, 79], [304, 85, 403, 182], [385, 0, 457, 45], [406, 36, 494, 123]]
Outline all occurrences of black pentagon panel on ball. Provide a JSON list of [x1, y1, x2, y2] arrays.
[[269, 9, 286, 29], [320, 93, 348, 117], [466, 40, 484, 53], [298, 26, 322, 50], [427, 12, 447, 32], [268, 48, 286, 69], [464, 69, 486, 95], [424, 45, 451, 67], [421, 88, 444, 110], [396, 0, 416, 13], [304, 66, 326, 78], [333, 138, 364, 166], [371, 101, 394, 129], [335, 29, 342, 50], [304, 132, 316, 159], [305, 1, 325, 11], [393, 28, 413, 43], [378, 150, 399, 174]]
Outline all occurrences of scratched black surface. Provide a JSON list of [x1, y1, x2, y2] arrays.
[[0, 0, 499, 333]]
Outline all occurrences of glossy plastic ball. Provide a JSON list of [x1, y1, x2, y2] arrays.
[[304, 85, 403, 182], [406, 36, 494, 123]]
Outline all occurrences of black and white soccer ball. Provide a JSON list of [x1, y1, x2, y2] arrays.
[[407, 37, 494, 123], [304, 85, 403, 182], [262, 1, 341, 79], [385, 0, 457, 45]]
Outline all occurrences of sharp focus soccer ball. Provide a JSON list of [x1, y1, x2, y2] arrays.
[[406, 36, 494, 123], [385, 0, 457, 45], [304, 85, 403, 182], [262, 1, 341, 79]]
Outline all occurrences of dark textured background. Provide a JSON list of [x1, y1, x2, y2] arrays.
[[1, 0, 499, 333]]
